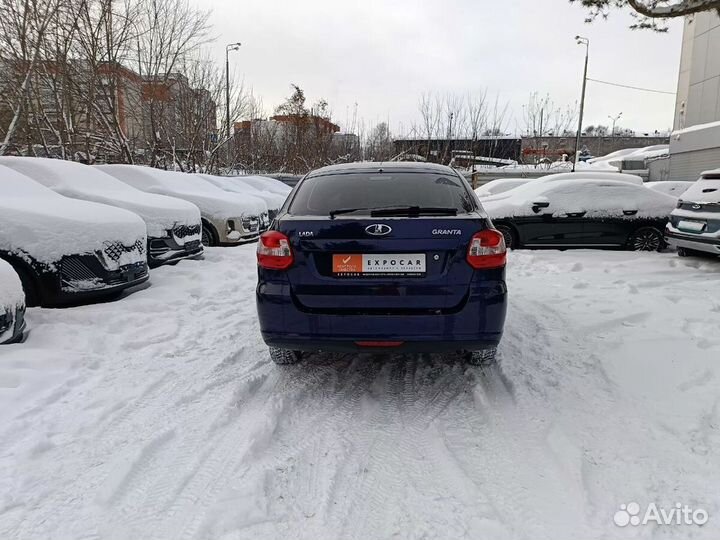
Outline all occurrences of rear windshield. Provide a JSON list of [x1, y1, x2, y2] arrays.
[[682, 179, 720, 203], [288, 172, 476, 216]]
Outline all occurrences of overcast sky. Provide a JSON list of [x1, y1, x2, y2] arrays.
[[206, 0, 682, 136]]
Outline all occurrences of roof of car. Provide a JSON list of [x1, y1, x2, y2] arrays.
[[306, 161, 458, 177]]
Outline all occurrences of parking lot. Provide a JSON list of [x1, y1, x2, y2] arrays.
[[1, 246, 718, 539]]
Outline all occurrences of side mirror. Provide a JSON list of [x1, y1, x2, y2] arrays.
[[531, 201, 550, 214]]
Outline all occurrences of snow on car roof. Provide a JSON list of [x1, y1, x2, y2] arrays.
[[537, 171, 644, 185], [196, 175, 285, 210], [645, 182, 693, 198], [0, 157, 138, 194], [98, 165, 267, 217], [0, 259, 24, 310], [475, 178, 531, 197], [483, 178, 677, 220], [0, 158, 201, 237], [0, 165, 146, 264]]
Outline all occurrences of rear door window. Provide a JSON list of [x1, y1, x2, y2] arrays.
[[288, 172, 476, 216]]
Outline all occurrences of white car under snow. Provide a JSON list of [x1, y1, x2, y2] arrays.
[[0, 165, 148, 306], [97, 165, 269, 247], [0, 259, 26, 344], [0, 157, 203, 267], [196, 174, 287, 220]]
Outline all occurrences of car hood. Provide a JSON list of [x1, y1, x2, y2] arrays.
[[0, 196, 147, 265], [54, 187, 201, 238]]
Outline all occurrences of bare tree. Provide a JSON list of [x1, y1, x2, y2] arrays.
[[571, 0, 720, 30]]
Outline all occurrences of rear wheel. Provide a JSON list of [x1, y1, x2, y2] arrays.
[[269, 347, 303, 365], [495, 224, 517, 250], [464, 347, 497, 366], [628, 227, 663, 252]]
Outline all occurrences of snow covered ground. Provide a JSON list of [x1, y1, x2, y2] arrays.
[[1, 247, 719, 539]]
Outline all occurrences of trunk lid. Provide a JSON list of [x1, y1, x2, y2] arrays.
[[278, 216, 487, 311]]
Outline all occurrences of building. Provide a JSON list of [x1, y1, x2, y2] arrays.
[[142, 73, 218, 162], [671, 10, 720, 181]]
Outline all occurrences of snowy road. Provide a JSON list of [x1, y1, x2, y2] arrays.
[[1, 247, 719, 539]]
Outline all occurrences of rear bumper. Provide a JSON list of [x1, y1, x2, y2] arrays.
[[665, 230, 720, 256], [257, 279, 507, 353]]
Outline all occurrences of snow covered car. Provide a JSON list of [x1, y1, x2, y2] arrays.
[[480, 171, 645, 205], [474, 178, 532, 198], [0, 157, 203, 268], [0, 259, 26, 344], [645, 181, 694, 198], [0, 165, 148, 307], [97, 165, 268, 247], [233, 175, 291, 197], [256, 162, 507, 366], [196, 174, 286, 221], [665, 170, 720, 258], [484, 178, 677, 251]]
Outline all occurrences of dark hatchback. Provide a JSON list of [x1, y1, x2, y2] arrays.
[[256, 162, 508, 365]]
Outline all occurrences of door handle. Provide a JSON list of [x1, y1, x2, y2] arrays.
[[564, 212, 586, 218], [623, 210, 638, 216]]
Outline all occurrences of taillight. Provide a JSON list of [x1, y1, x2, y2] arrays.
[[257, 231, 294, 270], [466, 229, 507, 269]]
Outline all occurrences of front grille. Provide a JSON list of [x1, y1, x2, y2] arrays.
[[61, 256, 98, 282], [103, 239, 146, 262], [184, 240, 201, 252], [241, 216, 260, 233], [173, 224, 201, 239], [60, 255, 148, 291]]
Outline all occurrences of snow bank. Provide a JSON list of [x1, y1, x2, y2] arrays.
[[198, 175, 286, 211], [0, 157, 201, 239], [0, 166, 147, 266], [484, 178, 677, 219], [97, 165, 267, 219]]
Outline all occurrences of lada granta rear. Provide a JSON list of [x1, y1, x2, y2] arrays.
[[255, 162, 508, 366]]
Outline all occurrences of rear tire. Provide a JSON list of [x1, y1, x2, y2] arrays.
[[464, 347, 497, 366], [495, 224, 517, 250], [269, 347, 303, 365], [628, 227, 663, 252]]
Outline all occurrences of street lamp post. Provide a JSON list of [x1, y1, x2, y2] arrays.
[[609, 112, 623, 137], [573, 36, 589, 172], [225, 42, 242, 148]]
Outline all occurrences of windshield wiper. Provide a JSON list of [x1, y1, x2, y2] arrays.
[[370, 206, 458, 217], [329, 207, 376, 219], [329, 205, 458, 219]]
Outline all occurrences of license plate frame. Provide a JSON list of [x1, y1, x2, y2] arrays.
[[678, 220, 706, 233], [332, 253, 427, 277]]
